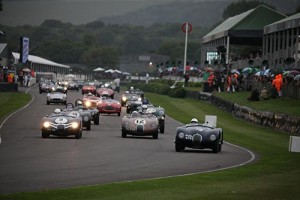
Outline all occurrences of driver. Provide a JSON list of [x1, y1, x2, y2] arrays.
[[53, 108, 61, 115], [190, 118, 198, 124], [141, 105, 148, 114]]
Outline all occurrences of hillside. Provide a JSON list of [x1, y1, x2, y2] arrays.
[[98, 0, 299, 28]]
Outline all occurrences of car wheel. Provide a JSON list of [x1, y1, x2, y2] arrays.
[[42, 131, 49, 138], [212, 143, 221, 153], [46, 101, 50, 105], [75, 131, 82, 139], [94, 115, 99, 125], [86, 121, 91, 131], [175, 143, 185, 152], [153, 130, 158, 139], [117, 112, 121, 116], [39, 89, 42, 94], [159, 122, 165, 134], [122, 130, 127, 138]]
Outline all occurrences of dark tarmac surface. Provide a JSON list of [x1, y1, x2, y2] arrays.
[[0, 85, 255, 194]]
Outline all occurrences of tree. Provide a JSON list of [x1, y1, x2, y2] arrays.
[[222, 0, 276, 19]]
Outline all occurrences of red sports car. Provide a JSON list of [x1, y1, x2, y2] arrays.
[[83, 93, 102, 109], [98, 98, 121, 116], [96, 87, 114, 99], [82, 84, 96, 95]]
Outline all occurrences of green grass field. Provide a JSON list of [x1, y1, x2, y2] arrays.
[[1, 91, 300, 199], [0, 92, 32, 124]]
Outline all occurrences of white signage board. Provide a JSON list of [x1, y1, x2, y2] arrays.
[[289, 136, 300, 153]]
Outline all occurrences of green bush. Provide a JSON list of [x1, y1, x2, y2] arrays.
[[168, 87, 186, 98]]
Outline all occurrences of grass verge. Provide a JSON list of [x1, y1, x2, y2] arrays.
[[0, 92, 32, 124], [0, 92, 300, 199]]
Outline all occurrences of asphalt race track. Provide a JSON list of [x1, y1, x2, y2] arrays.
[[0, 85, 255, 194]]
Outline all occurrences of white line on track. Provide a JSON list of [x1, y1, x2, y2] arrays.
[[0, 87, 34, 144]]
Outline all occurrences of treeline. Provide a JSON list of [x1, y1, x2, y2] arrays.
[[1, 20, 209, 72]]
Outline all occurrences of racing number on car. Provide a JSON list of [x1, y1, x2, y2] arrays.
[[134, 119, 146, 125], [147, 108, 156, 113], [55, 117, 68, 124]]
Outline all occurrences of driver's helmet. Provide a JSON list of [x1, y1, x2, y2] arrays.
[[130, 86, 134, 91], [125, 91, 129, 94], [77, 101, 83, 106], [190, 118, 198, 123], [54, 108, 61, 114], [142, 105, 148, 113], [131, 111, 140, 117]]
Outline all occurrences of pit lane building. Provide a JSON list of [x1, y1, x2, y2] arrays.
[[200, 5, 287, 68], [263, 12, 300, 68], [12, 52, 70, 74]]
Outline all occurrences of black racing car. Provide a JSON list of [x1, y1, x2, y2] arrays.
[[41, 110, 82, 139], [174, 121, 223, 153]]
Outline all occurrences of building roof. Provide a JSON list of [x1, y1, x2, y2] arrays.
[[202, 5, 286, 44], [12, 52, 70, 69], [264, 12, 300, 34], [0, 43, 7, 54]]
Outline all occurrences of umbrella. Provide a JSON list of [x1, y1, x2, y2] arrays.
[[231, 69, 240, 74], [22, 68, 31, 72], [294, 74, 300, 81], [283, 70, 300, 77]]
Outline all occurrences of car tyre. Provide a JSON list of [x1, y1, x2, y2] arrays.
[[212, 143, 221, 153], [175, 143, 185, 152], [159, 122, 165, 134], [94, 115, 100, 125], [47, 101, 50, 105], [118, 112, 121, 116], [153, 130, 158, 139], [42, 131, 49, 138], [75, 131, 82, 139], [122, 130, 127, 138], [86, 121, 91, 131]]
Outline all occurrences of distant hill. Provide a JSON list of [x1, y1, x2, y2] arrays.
[[99, 1, 230, 28], [98, 0, 299, 28]]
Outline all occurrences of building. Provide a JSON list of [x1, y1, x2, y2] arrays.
[[12, 52, 70, 74], [263, 12, 300, 69], [200, 5, 286, 69]]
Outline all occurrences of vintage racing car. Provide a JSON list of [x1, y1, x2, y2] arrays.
[[96, 87, 115, 99], [145, 105, 165, 134], [98, 98, 121, 116], [46, 87, 67, 105], [75, 99, 100, 126], [82, 83, 97, 95], [41, 108, 82, 139], [121, 111, 159, 139], [174, 116, 223, 153], [125, 95, 143, 113], [121, 89, 144, 106], [67, 81, 79, 91]]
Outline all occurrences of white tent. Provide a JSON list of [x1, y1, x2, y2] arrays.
[[114, 70, 122, 74], [93, 67, 105, 72], [105, 69, 115, 73]]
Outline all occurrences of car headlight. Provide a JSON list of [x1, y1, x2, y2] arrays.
[[85, 101, 91, 107], [138, 97, 142, 101], [71, 122, 79, 129], [83, 116, 89, 121], [178, 132, 185, 139], [64, 87, 67, 91], [160, 116, 165, 120], [122, 96, 127, 101], [210, 134, 217, 141], [43, 121, 51, 128]]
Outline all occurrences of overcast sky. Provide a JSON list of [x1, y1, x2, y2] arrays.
[[0, 0, 188, 26]]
